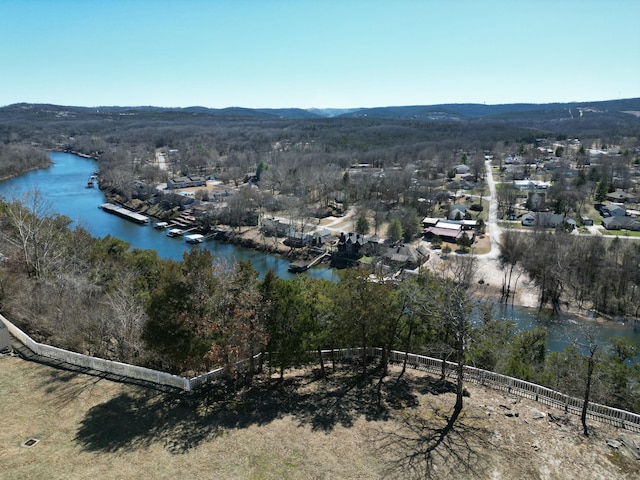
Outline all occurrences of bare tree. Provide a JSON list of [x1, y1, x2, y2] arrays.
[[103, 271, 148, 362], [498, 229, 527, 304], [577, 327, 600, 437], [4, 189, 69, 278], [423, 256, 478, 421]]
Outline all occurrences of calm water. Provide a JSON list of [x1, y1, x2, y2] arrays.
[[496, 304, 640, 356], [0, 152, 336, 282], [1, 152, 639, 354]]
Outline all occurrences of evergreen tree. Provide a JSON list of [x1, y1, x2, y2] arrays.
[[594, 177, 609, 204], [387, 218, 403, 243], [356, 215, 370, 235]]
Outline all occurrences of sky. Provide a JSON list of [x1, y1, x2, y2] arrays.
[[0, 0, 638, 109]]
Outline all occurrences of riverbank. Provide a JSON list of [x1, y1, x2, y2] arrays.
[[0, 161, 53, 182], [225, 226, 312, 262], [100, 184, 635, 330]]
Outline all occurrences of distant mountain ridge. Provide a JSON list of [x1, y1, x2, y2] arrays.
[[330, 98, 640, 121], [2, 98, 640, 123]]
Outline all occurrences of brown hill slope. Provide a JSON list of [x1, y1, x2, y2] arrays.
[[1, 354, 638, 479]]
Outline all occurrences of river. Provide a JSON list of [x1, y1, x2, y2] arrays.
[[1, 152, 639, 354], [0, 152, 336, 282]]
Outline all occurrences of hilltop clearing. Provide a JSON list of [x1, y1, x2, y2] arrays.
[[1, 353, 638, 479]]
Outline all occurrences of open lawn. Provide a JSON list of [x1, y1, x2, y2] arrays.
[[600, 229, 640, 237], [1, 353, 639, 479]]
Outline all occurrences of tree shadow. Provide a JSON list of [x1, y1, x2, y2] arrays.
[[73, 366, 426, 454], [375, 402, 493, 479], [37, 368, 105, 409]]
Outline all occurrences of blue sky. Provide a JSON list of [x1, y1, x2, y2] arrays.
[[0, 0, 638, 109]]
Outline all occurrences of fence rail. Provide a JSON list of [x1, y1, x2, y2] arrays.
[[1, 314, 190, 390], [387, 349, 640, 432], [2, 314, 639, 431]]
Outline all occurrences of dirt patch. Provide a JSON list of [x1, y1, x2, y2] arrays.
[[1, 354, 638, 480]]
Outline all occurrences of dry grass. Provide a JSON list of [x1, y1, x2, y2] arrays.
[[1, 353, 639, 479]]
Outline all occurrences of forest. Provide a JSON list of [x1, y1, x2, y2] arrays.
[[1, 100, 640, 421]]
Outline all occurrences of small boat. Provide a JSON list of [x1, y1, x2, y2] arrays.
[[86, 174, 98, 188], [154, 221, 169, 229]]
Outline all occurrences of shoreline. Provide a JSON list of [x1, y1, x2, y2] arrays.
[[112, 190, 637, 331], [0, 161, 53, 182]]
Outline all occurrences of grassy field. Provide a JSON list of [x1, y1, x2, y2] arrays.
[[600, 229, 640, 237], [2, 353, 640, 479]]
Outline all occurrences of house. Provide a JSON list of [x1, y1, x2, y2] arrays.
[[504, 155, 524, 165], [424, 220, 465, 242], [606, 191, 637, 203], [581, 216, 594, 226], [166, 175, 207, 190], [422, 217, 440, 228], [448, 203, 467, 220], [261, 218, 295, 237], [337, 232, 367, 255], [461, 174, 476, 183], [513, 179, 551, 191], [521, 212, 576, 229], [286, 231, 313, 248], [454, 164, 470, 175], [601, 204, 626, 217], [514, 179, 535, 190], [311, 229, 332, 247], [456, 219, 479, 230], [331, 232, 369, 268], [383, 244, 428, 269], [602, 216, 640, 231]]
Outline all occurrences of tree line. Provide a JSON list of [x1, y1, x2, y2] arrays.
[[1, 193, 638, 418], [0, 144, 51, 180], [499, 228, 640, 318]]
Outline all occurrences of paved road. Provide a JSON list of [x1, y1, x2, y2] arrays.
[[482, 158, 502, 260], [155, 151, 168, 171]]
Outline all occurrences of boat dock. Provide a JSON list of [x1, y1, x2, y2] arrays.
[[167, 226, 198, 237], [185, 233, 205, 244], [99, 203, 149, 224], [288, 251, 329, 273]]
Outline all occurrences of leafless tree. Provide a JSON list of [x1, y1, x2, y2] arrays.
[[498, 229, 527, 304], [4, 189, 69, 278]]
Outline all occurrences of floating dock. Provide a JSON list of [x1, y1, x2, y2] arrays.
[[185, 233, 205, 244], [99, 203, 149, 224], [167, 228, 184, 237], [288, 251, 329, 273]]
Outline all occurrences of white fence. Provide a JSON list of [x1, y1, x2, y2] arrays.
[[188, 354, 263, 390], [2, 314, 639, 431], [1, 314, 190, 391], [1, 314, 263, 392], [386, 349, 640, 433]]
